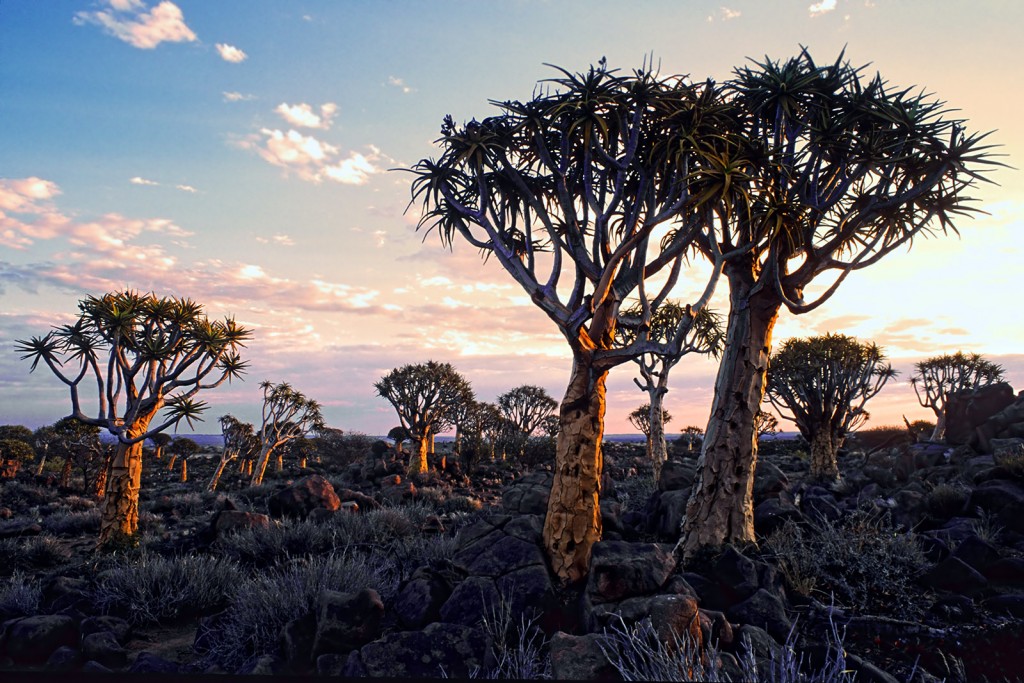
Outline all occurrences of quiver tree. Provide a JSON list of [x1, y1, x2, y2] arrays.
[[407, 62, 727, 584], [678, 49, 1000, 559], [210, 414, 256, 491], [678, 426, 704, 453], [765, 334, 895, 481], [910, 352, 1005, 441], [0, 439, 34, 479], [374, 361, 473, 475], [387, 426, 410, 455], [150, 432, 172, 461], [167, 436, 199, 481], [15, 290, 249, 546], [754, 410, 779, 440], [617, 302, 724, 479], [628, 403, 673, 463], [34, 417, 102, 489], [250, 381, 324, 486], [497, 385, 557, 457]]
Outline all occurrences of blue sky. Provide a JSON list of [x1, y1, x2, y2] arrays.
[[2, 1, 1023, 436]]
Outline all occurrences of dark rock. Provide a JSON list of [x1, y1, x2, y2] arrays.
[[380, 480, 417, 504], [238, 653, 282, 675], [919, 535, 950, 564], [267, 474, 341, 519], [312, 588, 384, 657], [308, 507, 336, 524], [845, 653, 900, 683], [439, 577, 499, 627], [43, 576, 90, 613], [0, 519, 43, 539], [712, 546, 760, 604], [496, 564, 556, 619], [647, 490, 688, 538], [1, 614, 78, 664], [44, 645, 82, 672], [501, 471, 552, 515], [926, 517, 980, 547], [754, 498, 802, 535], [549, 632, 620, 681], [699, 609, 734, 648], [920, 556, 989, 595], [658, 459, 696, 492], [735, 624, 784, 680], [984, 557, 1024, 586], [79, 615, 131, 644], [129, 651, 180, 674], [342, 649, 367, 677], [336, 487, 380, 511], [280, 612, 317, 671], [946, 382, 1015, 448], [586, 541, 676, 604], [600, 499, 623, 534], [968, 479, 1024, 532], [355, 622, 492, 679], [863, 465, 898, 489], [727, 589, 792, 643], [82, 630, 128, 669], [455, 532, 546, 577], [983, 593, 1024, 617], [952, 534, 1002, 573], [316, 653, 348, 676], [81, 660, 113, 673], [649, 594, 702, 648], [393, 575, 450, 629], [801, 492, 842, 523], [754, 460, 790, 504]]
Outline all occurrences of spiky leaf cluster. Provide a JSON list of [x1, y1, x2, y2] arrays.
[[374, 361, 474, 442], [910, 351, 1005, 414]]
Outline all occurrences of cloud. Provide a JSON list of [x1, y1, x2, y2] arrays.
[[720, 7, 741, 20], [215, 43, 247, 63], [323, 152, 379, 186], [129, 176, 159, 186], [223, 91, 255, 102], [74, 0, 197, 49], [256, 234, 295, 246], [247, 127, 382, 185], [809, 0, 838, 16], [274, 102, 337, 129], [175, 184, 198, 193], [386, 76, 414, 94]]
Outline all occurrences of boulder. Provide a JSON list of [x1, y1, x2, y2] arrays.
[[920, 556, 989, 595], [754, 498, 802, 536], [209, 509, 272, 539], [79, 616, 131, 645], [726, 589, 792, 643], [951, 534, 1002, 573], [354, 622, 492, 679], [501, 471, 552, 515], [649, 594, 702, 649], [0, 519, 43, 539], [312, 588, 384, 657], [0, 614, 79, 664], [549, 632, 620, 681], [983, 558, 1024, 586], [393, 573, 451, 630], [280, 612, 317, 672], [946, 383, 1016, 447], [439, 577, 500, 627], [268, 475, 341, 519], [658, 459, 696, 493], [129, 651, 180, 674], [753, 460, 790, 504], [44, 645, 83, 672], [81, 630, 128, 669], [983, 593, 1024, 618], [586, 541, 676, 604]]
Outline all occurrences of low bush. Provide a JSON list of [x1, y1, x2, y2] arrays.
[[201, 550, 399, 671], [993, 441, 1024, 479], [926, 483, 970, 519], [615, 474, 657, 515], [846, 425, 913, 452], [0, 536, 71, 575], [0, 481, 56, 510], [764, 508, 928, 617], [214, 518, 340, 566], [0, 570, 42, 619], [91, 552, 241, 625], [42, 508, 101, 535]]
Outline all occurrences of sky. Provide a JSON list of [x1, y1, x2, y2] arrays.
[[2, 0, 1022, 438]]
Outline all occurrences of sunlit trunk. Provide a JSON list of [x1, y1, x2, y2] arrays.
[[209, 453, 234, 492], [275, 452, 284, 471], [34, 453, 47, 477], [247, 460, 253, 477], [59, 456, 73, 489], [93, 450, 113, 499], [251, 442, 276, 486], [180, 458, 188, 483], [808, 429, 841, 481], [167, 454, 178, 472], [299, 456, 307, 468], [98, 407, 159, 547], [408, 436, 429, 475], [543, 351, 607, 585], [931, 410, 946, 442], [679, 270, 779, 561], [649, 386, 669, 482]]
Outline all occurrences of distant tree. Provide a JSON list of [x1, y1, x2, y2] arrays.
[[209, 415, 257, 492], [765, 334, 895, 481], [910, 352, 1005, 441], [150, 433, 172, 461], [0, 425, 34, 445], [755, 410, 779, 440], [408, 62, 724, 583], [628, 403, 674, 464], [15, 289, 249, 546], [678, 50, 999, 559], [0, 439, 34, 479], [678, 426, 704, 454], [250, 381, 324, 485], [617, 302, 723, 479], [497, 385, 557, 456], [387, 426, 410, 455], [168, 437, 200, 482], [374, 361, 473, 475], [34, 416, 102, 489]]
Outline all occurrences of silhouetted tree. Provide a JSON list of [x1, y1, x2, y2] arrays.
[[210, 415, 256, 491], [497, 385, 557, 456], [910, 351, 1005, 441], [250, 381, 324, 485]]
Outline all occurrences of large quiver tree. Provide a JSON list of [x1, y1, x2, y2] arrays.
[[250, 381, 324, 486], [910, 352, 1004, 441], [678, 49, 1001, 559], [16, 290, 249, 546], [407, 62, 727, 583], [765, 333, 895, 481]]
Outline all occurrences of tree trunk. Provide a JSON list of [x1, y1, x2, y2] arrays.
[[93, 450, 113, 499], [247, 460, 253, 476], [34, 453, 47, 477], [678, 272, 780, 561], [931, 409, 946, 442], [275, 452, 283, 472], [429, 432, 435, 455], [543, 352, 608, 585], [251, 443, 276, 486], [59, 456, 73, 489], [180, 458, 188, 483], [649, 388, 669, 483], [408, 436, 429, 475], [98, 410, 158, 547], [167, 454, 178, 471], [154, 446, 163, 461], [299, 456, 307, 469], [209, 456, 231, 492], [808, 429, 841, 481]]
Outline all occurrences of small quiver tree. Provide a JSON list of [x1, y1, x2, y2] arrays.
[[407, 61, 727, 583], [250, 381, 324, 486], [0, 439, 34, 480], [910, 351, 1005, 442], [754, 410, 779, 440], [168, 437, 199, 482], [628, 403, 673, 464], [15, 290, 249, 547], [374, 361, 473, 476], [150, 432, 172, 461], [210, 415, 257, 491], [497, 385, 557, 458], [765, 334, 895, 481]]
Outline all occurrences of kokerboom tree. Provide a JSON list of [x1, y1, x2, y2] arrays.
[[628, 402, 673, 464], [910, 352, 1005, 441], [250, 381, 324, 486], [497, 385, 557, 456], [374, 361, 473, 475], [210, 414, 256, 492], [16, 290, 249, 546], [407, 61, 727, 584], [677, 49, 1000, 559], [765, 334, 895, 481]]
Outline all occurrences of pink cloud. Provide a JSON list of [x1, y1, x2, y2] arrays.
[[74, 1, 197, 50]]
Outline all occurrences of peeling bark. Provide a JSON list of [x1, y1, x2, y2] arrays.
[[809, 429, 842, 481], [98, 408, 159, 547], [649, 390, 668, 482], [180, 458, 188, 483], [679, 270, 779, 561], [92, 450, 113, 499], [251, 444, 275, 486], [543, 352, 607, 585], [59, 457, 72, 489], [408, 437, 429, 475], [209, 458, 230, 492]]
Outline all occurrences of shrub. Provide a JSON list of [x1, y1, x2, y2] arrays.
[[0, 536, 72, 572], [926, 483, 970, 519], [616, 474, 657, 515], [92, 552, 240, 625], [42, 508, 102, 535], [764, 508, 928, 616], [846, 425, 913, 452], [0, 481, 55, 510], [383, 534, 458, 582], [993, 442, 1024, 479], [0, 570, 42, 619], [202, 551, 399, 671], [439, 495, 483, 515], [475, 587, 550, 680], [214, 518, 340, 566]]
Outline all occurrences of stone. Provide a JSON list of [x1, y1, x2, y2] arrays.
[[983, 593, 1024, 617], [82, 630, 128, 669], [549, 631, 620, 681], [336, 486, 379, 510], [129, 651, 180, 674], [316, 652, 348, 676], [501, 471, 552, 515], [649, 594, 702, 649], [455, 533, 546, 577], [355, 622, 492, 679], [79, 616, 131, 644], [268, 475, 341, 519], [0, 519, 43, 539], [711, 546, 760, 606], [920, 556, 989, 595], [439, 577, 499, 627], [238, 653, 281, 675], [81, 659, 113, 673], [945, 382, 1016, 447], [393, 575, 450, 630], [845, 653, 900, 683], [753, 460, 790, 504], [586, 541, 676, 604], [754, 498, 803, 536], [984, 557, 1024, 586], [735, 624, 784, 680], [951, 534, 1002, 573], [1, 614, 78, 664], [44, 645, 83, 672], [495, 564, 556, 619], [968, 479, 1024, 532], [658, 459, 696, 492], [699, 609, 734, 648], [726, 589, 792, 643], [280, 612, 317, 671], [312, 588, 384, 657], [648, 490, 689, 538]]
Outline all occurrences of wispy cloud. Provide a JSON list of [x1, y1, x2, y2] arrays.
[[386, 76, 414, 94], [323, 150, 378, 186], [256, 234, 295, 246], [274, 102, 337, 130], [223, 91, 256, 102], [215, 43, 247, 63], [175, 184, 198, 193], [74, 0, 197, 50], [130, 176, 159, 186], [720, 7, 741, 20], [809, 0, 838, 16], [244, 127, 383, 186]]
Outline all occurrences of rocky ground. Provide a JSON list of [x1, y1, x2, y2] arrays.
[[0, 392, 1023, 682]]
